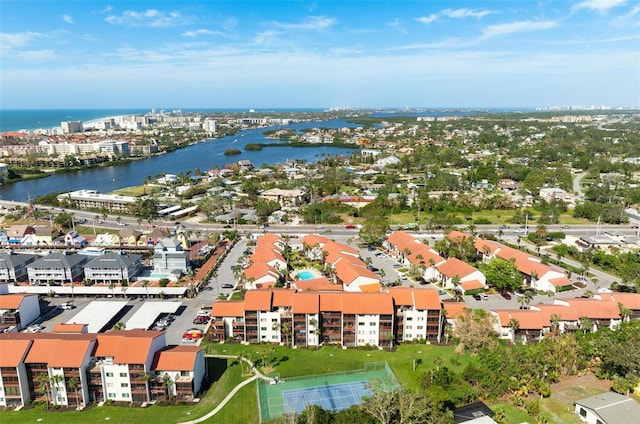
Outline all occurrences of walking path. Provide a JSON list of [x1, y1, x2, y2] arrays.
[[177, 354, 275, 424]]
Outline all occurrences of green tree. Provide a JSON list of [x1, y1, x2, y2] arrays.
[[481, 257, 522, 292]]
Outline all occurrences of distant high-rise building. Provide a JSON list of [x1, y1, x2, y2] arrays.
[[203, 119, 218, 134], [61, 120, 83, 134]]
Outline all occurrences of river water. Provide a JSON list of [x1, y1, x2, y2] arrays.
[[0, 120, 359, 202]]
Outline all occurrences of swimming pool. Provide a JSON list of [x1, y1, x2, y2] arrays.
[[297, 271, 317, 280]]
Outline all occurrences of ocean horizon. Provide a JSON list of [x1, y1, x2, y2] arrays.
[[0, 107, 532, 133]]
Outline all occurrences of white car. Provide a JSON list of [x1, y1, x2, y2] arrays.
[[59, 303, 75, 310]]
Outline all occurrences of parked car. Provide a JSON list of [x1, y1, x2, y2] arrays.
[[193, 316, 210, 325], [182, 329, 204, 339], [438, 289, 446, 295], [500, 292, 512, 300], [221, 283, 234, 289], [367, 266, 379, 272], [398, 273, 407, 280], [345, 225, 357, 229], [472, 294, 482, 301], [25, 324, 44, 333], [392, 264, 401, 269], [479, 293, 489, 300], [59, 302, 76, 310]]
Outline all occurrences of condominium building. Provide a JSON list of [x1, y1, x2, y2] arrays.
[[0, 330, 205, 407], [57, 190, 137, 212], [211, 288, 444, 348]]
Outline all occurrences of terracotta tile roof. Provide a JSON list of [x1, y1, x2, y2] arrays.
[[474, 238, 501, 255], [318, 284, 342, 291], [460, 280, 484, 291], [493, 309, 550, 330], [387, 231, 444, 267], [411, 288, 442, 310], [611, 292, 640, 310], [0, 294, 35, 310], [255, 282, 276, 289], [256, 233, 284, 247], [152, 345, 202, 372], [437, 258, 478, 279], [389, 287, 441, 310], [244, 290, 273, 311], [359, 282, 382, 292], [251, 246, 285, 265], [342, 292, 394, 315], [272, 289, 295, 307], [211, 301, 245, 317], [292, 277, 332, 291], [302, 234, 330, 247], [94, 331, 163, 364], [549, 277, 573, 287], [0, 339, 32, 367], [564, 299, 621, 319], [319, 292, 343, 311], [388, 287, 413, 306], [48, 339, 93, 368], [535, 304, 580, 321], [243, 262, 278, 281], [333, 259, 378, 285], [25, 338, 59, 363], [442, 302, 470, 319], [446, 230, 469, 243], [292, 293, 320, 314], [52, 323, 87, 333]]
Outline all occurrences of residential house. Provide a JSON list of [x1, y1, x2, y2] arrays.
[[92, 233, 121, 247], [64, 231, 87, 247], [0, 294, 40, 330], [27, 253, 88, 285], [83, 252, 142, 283], [152, 238, 190, 278], [0, 252, 38, 283], [118, 228, 142, 246], [6, 225, 35, 244], [435, 257, 486, 292], [491, 309, 551, 343], [259, 188, 308, 208], [574, 392, 640, 424], [33, 226, 55, 245]]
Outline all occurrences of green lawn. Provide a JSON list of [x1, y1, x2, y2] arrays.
[[0, 358, 251, 424], [204, 342, 471, 391]]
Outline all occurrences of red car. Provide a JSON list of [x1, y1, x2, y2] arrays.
[[345, 225, 357, 229], [193, 316, 210, 325]]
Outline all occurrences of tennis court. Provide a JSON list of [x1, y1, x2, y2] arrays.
[[257, 362, 397, 422]]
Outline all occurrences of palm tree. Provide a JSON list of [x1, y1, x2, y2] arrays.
[[113, 321, 126, 330], [142, 280, 150, 299], [67, 376, 81, 407], [108, 282, 116, 298], [141, 372, 152, 402], [37, 373, 52, 409], [162, 374, 174, 400]]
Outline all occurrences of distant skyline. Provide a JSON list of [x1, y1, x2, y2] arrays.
[[1, 0, 639, 109]]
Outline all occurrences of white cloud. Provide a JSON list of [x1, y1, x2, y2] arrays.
[[573, 0, 627, 12], [480, 20, 557, 40], [415, 14, 438, 25], [182, 29, 222, 37], [62, 15, 74, 24], [105, 9, 190, 27], [15, 49, 57, 61], [441, 8, 493, 19], [271, 16, 336, 31], [0, 32, 42, 50]]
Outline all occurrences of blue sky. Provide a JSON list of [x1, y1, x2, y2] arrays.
[[1, 0, 639, 109]]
